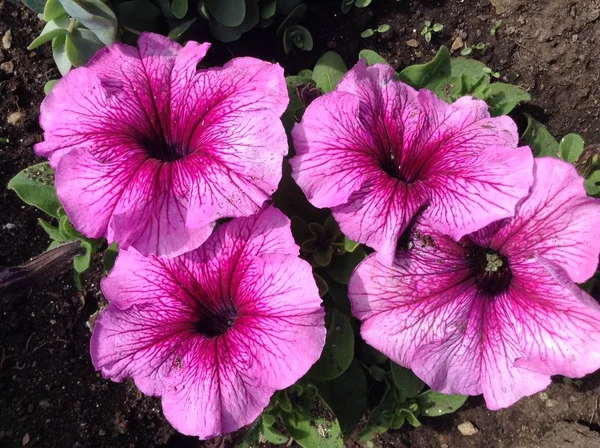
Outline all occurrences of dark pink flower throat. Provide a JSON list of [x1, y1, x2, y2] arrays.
[[469, 246, 512, 296], [194, 303, 238, 338]]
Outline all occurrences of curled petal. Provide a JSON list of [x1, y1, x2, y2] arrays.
[[492, 157, 600, 283]]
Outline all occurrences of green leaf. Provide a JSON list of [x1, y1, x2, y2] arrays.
[[359, 379, 395, 440], [343, 237, 360, 253], [377, 24, 390, 33], [358, 49, 388, 66], [521, 114, 559, 157], [8, 163, 62, 218], [424, 31, 432, 42], [204, 0, 245, 27], [559, 133, 585, 164], [104, 242, 119, 273], [168, 18, 197, 40], [28, 15, 70, 50], [298, 69, 313, 78], [171, 0, 187, 19], [58, 0, 118, 46], [44, 0, 66, 21], [309, 309, 354, 381], [66, 29, 104, 67], [417, 391, 468, 417], [277, 390, 293, 413], [326, 247, 367, 285], [398, 46, 451, 90], [283, 24, 313, 54], [390, 363, 425, 400], [276, 4, 307, 36], [20, 0, 46, 13], [341, 0, 353, 14], [207, 0, 258, 42], [260, 420, 288, 444], [74, 240, 94, 273], [38, 218, 67, 243], [319, 360, 367, 436], [484, 82, 531, 116], [432, 23, 443, 32], [52, 36, 72, 76], [44, 79, 60, 95], [585, 170, 600, 196], [313, 51, 348, 93], [115, 0, 161, 32], [354, 0, 371, 7], [360, 29, 374, 38], [405, 411, 421, 427], [281, 392, 344, 448], [260, 0, 276, 18]]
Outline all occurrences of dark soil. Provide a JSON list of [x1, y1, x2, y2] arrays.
[[1, 0, 600, 447]]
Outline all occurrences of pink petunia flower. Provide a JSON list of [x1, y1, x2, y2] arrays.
[[349, 158, 600, 409], [291, 61, 534, 265], [91, 206, 325, 438], [36, 33, 289, 257]]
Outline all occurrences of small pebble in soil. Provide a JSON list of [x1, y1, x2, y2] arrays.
[[3, 223, 16, 230], [406, 39, 418, 48], [457, 421, 479, 436], [0, 61, 14, 74], [2, 30, 12, 50], [22, 433, 30, 446], [7, 112, 24, 126], [539, 392, 549, 401]]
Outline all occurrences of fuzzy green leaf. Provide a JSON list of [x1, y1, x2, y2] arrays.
[[521, 114, 559, 157], [8, 163, 62, 218], [390, 363, 425, 400], [281, 392, 343, 448], [319, 360, 367, 436], [417, 391, 468, 417], [559, 133, 585, 164], [104, 242, 119, 273], [398, 46, 451, 90], [484, 82, 530, 116], [358, 49, 388, 66], [313, 51, 348, 93], [44, 0, 66, 20], [308, 309, 354, 381]]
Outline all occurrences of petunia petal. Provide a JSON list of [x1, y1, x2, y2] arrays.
[[415, 90, 534, 240], [332, 176, 427, 265], [508, 257, 600, 379], [55, 147, 146, 239], [491, 157, 600, 283]]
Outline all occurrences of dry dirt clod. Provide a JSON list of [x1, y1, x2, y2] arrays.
[[451, 36, 464, 53], [458, 421, 479, 436], [1, 61, 14, 74], [7, 111, 24, 126], [2, 29, 12, 49]]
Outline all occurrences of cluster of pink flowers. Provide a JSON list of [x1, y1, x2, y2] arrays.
[[37, 33, 600, 438]]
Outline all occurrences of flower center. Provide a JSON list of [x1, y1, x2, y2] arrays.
[[143, 136, 184, 163], [469, 247, 512, 296], [381, 150, 408, 182], [194, 305, 237, 338]]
